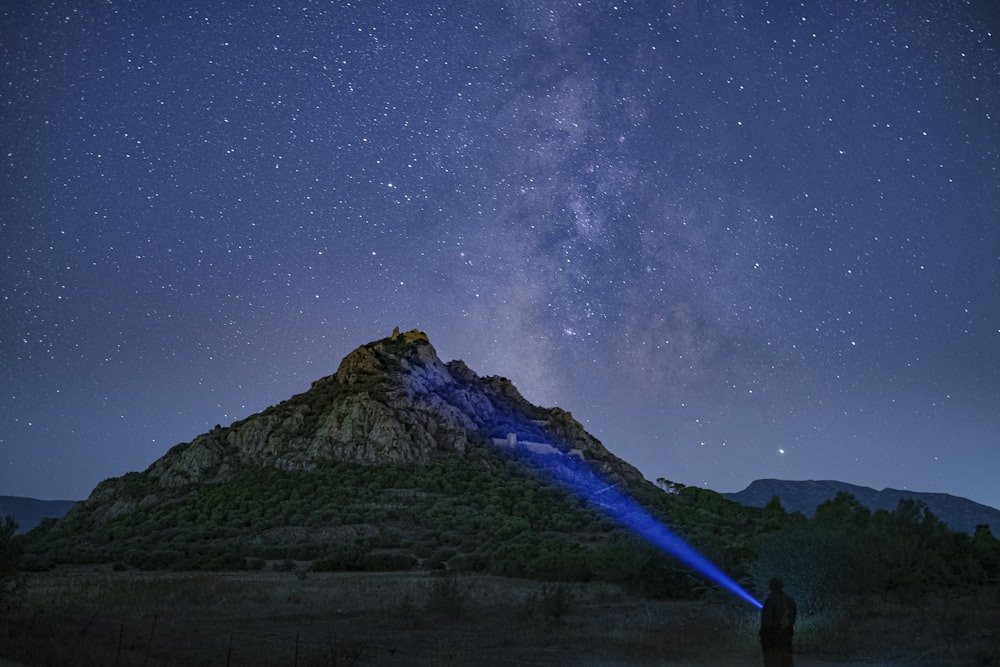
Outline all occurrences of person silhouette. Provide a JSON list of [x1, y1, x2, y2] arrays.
[[760, 576, 797, 667]]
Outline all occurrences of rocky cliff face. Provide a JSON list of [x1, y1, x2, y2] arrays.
[[82, 329, 644, 521]]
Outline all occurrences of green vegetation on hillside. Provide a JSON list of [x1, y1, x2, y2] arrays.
[[0, 517, 25, 610], [29, 453, 719, 595], [23, 460, 1000, 610]]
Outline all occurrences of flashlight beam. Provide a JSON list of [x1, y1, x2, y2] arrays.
[[507, 443, 762, 609]]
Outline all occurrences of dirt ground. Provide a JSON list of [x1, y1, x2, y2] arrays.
[[2, 567, 997, 666]]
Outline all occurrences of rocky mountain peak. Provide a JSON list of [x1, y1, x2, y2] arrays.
[[332, 329, 459, 400], [82, 328, 644, 522]]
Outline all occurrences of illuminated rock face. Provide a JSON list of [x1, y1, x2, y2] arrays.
[[390, 326, 430, 344], [85, 329, 643, 519]]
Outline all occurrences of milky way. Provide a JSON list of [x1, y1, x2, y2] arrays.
[[3, 2, 998, 509]]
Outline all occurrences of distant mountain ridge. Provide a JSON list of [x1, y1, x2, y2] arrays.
[[0, 496, 77, 533], [722, 479, 1000, 535]]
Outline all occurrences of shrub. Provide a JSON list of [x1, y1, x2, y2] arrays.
[[362, 553, 417, 571], [425, 577, 467, 618], [19, 554, 55, 572], [273, 559, 297, 572], [0, 517, 25, 610], [447, 552, 488, 573], [313, 544, 367, 571], [543, 584, 572, 629], [422, 556, 447, 571], [204, 552, 246, 571]]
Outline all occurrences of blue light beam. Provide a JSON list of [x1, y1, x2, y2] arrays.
[[507, 443, 762, 609]]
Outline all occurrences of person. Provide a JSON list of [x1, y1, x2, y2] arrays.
[[760, 576, 797, 667]]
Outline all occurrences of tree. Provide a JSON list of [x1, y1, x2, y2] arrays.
[[970, 524, 1000, 584], [814, 492, 870, 530], [760, 496, 788, 531], [0, 516, 26, 610]]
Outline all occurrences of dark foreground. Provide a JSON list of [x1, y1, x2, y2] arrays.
[[2, 567, 997, 666]]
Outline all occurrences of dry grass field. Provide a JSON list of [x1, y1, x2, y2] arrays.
[[1, 566, 997, 666]]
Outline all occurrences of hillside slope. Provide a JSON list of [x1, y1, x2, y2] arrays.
[[29, 329, 732, 588], [70, 328, 644, 520]]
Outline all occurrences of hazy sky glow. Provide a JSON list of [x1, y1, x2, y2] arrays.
[[3, 2, 999, 509]]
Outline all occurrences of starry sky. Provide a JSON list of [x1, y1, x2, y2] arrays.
[[3, 2, 999, 511]]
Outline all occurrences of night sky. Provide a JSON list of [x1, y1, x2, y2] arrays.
[[3, 2, 999, 511]]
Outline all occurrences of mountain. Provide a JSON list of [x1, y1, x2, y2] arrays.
[[104, 327, 644, 505], [0, 496, 77, 533], [722, 479, 1000, 535], [28, 328, 685, 576]]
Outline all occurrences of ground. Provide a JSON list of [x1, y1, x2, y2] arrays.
[[2, 567, 997, 666]]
